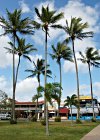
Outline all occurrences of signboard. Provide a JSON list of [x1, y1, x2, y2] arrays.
[[79, 96, 92, 100]]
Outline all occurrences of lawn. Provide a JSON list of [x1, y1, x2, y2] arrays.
[[0, 120, 99, 140]]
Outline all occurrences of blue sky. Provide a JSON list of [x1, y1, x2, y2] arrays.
[[0, 0, 100, 102]]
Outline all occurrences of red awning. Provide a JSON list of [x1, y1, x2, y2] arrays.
[[59, 108, 69, 114]]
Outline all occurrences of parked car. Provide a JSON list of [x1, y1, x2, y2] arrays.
[[0, 113, 11, 120]]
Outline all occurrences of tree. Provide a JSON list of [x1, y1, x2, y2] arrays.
[[79, 47, 100, 119], [45, 82, 61, 106], [32, 90, 42, 118], [64, 94, 78, 125], [50, 42, 73, 116], [38, 82, 61, 115], [5, 38, 36, 92], [32, 6, 63, 135], [0, 90, 8, 102], [62, 17, 93, 119], [0, 9, 33, 121], [25, 59, 52, 118], [0, 90, 8, 113]]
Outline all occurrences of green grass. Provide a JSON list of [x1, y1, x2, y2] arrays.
[[0, 120, 99, 140]]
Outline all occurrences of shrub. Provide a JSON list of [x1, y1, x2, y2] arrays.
[[31, 116, 37, 122], [91, 118, 96, 122], [10, 119, 17, 124], [40, 119, 46, 126], [76, 119, 82, 124], [55, 117, 61, 122]]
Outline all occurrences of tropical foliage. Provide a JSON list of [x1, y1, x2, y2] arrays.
[[0, 9, 34, 121], [62, 17, 93, 119], [5, 38, 36, 90], [79, 47, 100, 118], [64, 94, 78, 125], [25, 58, 52, 118], [0, 4, 100, 136], [50, 42, 73, 116], [32, 5, 63, 135]]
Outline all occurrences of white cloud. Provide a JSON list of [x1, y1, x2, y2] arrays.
[[19, 0, 31, 13], [0, 75, 39, 102], [0, 75, 100, 102], [0, 76, 12, 97], [63, 52, 88, 73], [74, 38, 96, 52], [32, 30, 44, 46], [15, 77, 38, 101], [32, 0, 99, 51], [79, 82, 100, 101], [0, 35, 19, 68]]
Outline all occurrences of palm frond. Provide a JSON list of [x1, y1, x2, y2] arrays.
[[31, 21, 41, 29], [50, 24, 63, 29], [35, 7, 41, 18], [50, 12, 64, 24], [23, 55, 32, 62]]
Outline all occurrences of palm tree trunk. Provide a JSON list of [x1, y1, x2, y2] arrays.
[[72, 39, 80, 119], [57, 61, 62, 117], [70, 105, 73, 126], [88, 63, 95, 119], [14, 56, 21, 92], [44, 29, 49, 135], [12, 35, 16, 121], [35, 74, 40, 119]]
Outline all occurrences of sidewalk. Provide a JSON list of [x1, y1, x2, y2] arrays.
[[81, 124, 100, 140]]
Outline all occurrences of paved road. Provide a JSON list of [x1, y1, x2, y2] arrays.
[[81, 124, 100, 140]]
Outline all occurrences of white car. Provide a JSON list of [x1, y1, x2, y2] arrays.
[[0, 113, 11, 120]]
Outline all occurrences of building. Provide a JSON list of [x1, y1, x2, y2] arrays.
[[1, 96, 99, 120], [0, 99, 69, 119], [69, 96, 99, 118]]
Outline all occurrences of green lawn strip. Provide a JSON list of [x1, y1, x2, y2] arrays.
[[0, 121, 99, 140]]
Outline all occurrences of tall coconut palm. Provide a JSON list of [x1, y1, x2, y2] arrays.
[[79, 47, 100, 119], [5, 38, 37, 92], [64, 94, 78, 125], [32, 6, 63, 135], [62, 17, 93, 119], [25, 59, 52, 118], [50, 42, 73, 116], [0, 9, 34, 121]]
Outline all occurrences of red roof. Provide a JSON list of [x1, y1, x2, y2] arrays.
[[59, 107, 69, 113], [15, 101, 44, 105], [15, 102, 34, 105]]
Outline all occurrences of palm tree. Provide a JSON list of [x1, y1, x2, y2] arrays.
[[62, 17, 93, 119], [39, 82, 61, 114], [32, 91, 42, 118], [64, 94, 78, 125], [50, 42, 73, 116], [5, 38, 37, 92], [32, 6, 63, 135], [25, 59, 52, 118], [0, 9, 33, 121], [79, 47, 100, 119], [45, 82, 61, 106]]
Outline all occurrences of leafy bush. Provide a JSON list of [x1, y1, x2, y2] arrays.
[[91, 118, 96, 122], [40, 119, 46, 126], [55, 117, 61, 122], [76, 119, 82, 124], [31, 116, 37, 122], [10, 119, 17, 124]]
